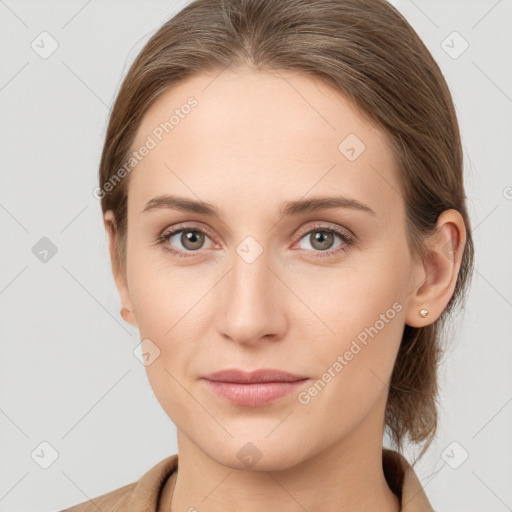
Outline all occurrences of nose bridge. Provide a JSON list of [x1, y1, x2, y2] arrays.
[[232, 240, 269, 302], [215, 236, 285, 343]]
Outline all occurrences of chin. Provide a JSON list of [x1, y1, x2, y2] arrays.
[[196, 432, 313, 472]]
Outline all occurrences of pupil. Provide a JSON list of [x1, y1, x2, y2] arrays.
[[182, 230, 203, 249], [313, 231, 333, 250]]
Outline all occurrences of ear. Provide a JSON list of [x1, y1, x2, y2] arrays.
[[103, 210, 138, 327], [405, 209, 467, 327]]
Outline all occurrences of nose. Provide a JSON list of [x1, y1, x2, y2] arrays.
[[214, 245, 287, 346]]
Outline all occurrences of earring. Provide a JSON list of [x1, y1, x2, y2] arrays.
[[120, 307, 132, 320], [419, 308, 429, 318]]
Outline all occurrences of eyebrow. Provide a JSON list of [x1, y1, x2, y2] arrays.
[[141, 194, 376, 217]]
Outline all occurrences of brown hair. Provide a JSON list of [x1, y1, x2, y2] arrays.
[[98, 0, 474, 459]]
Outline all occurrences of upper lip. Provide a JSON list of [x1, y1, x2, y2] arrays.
[[203, 368, 309, 383]]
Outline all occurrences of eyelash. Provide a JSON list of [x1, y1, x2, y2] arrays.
[[155, 222, 356, 259]]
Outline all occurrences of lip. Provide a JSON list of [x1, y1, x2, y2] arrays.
[[203, 368, 309, 383], [201, 368, 310, 407]]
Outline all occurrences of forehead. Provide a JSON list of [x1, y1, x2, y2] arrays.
[[128, 68, 402, 220]]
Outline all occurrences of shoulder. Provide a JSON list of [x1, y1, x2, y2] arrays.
[[60, 482, 137, 512], [60, 454, 179, 512]]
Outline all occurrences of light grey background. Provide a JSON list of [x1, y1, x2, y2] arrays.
[[1, 1, 511, 511]]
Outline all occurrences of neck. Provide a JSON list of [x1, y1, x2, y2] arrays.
[[160, 394, 400, 512]]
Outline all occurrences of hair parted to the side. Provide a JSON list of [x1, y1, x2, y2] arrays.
[[98, 0, 474, 461]]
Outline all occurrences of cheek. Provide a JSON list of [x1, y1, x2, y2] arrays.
[[304, 280, 405, 396], [129, 272, 205, 374], [293, 279, 406, 445], [294, 245, 409, 338], [126, 249, 215, 379], [127, 262, 206, 426], [126, 242, 198, 333], [298, 247, 409, 394]]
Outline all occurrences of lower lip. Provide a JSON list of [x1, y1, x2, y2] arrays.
[[202, 379, 309, 407]]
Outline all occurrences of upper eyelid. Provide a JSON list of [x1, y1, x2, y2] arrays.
[[296, 221, 352, 237], [163, 222, 216, 241]]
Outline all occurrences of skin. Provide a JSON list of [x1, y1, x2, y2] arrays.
[[104, 67, 466, 511]]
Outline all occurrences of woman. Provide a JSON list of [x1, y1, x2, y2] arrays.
[[63, 0, 474, 510]]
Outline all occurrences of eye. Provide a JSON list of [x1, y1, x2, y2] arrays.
[[295, 224, 355, 258], [156, 224, 216, 258], [156, 222, 356, 259]]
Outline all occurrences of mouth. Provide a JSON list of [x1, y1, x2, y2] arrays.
[[201, 368, 310, 407]]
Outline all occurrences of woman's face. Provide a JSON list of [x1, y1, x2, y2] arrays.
[[116, 68, 423, 469]]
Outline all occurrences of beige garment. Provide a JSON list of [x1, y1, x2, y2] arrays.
[[61, 448, 434, 511]]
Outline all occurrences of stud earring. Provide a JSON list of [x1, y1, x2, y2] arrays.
[[120, 307, 132, 320], [419, 308, 429, 318]]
